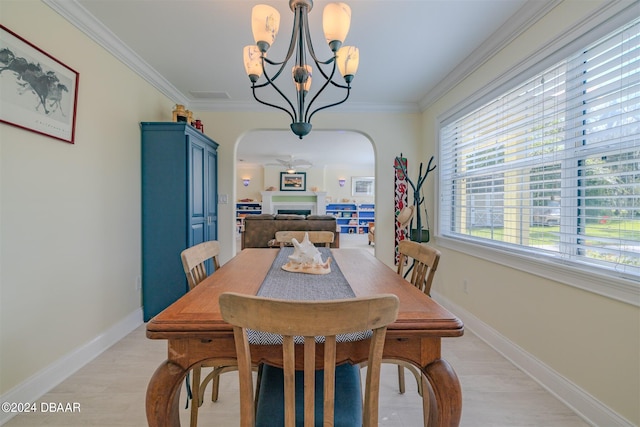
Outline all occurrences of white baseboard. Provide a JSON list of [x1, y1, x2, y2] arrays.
[[431, 292, 634, 427], [0, 308, 143, 426]]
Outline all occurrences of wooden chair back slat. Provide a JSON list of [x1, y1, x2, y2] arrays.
[[180, 241, 221, 290], [397, 239, 440, 296], [219, 292, 399, 427]]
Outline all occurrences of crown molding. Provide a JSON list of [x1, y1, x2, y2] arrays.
[[44, 0, 557, 114], [418, 0, 561, 111], [188, 99, 420, 113], [43, 0, 419, 113], [43, 0, 189, 106]]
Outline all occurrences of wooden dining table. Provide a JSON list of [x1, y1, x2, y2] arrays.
[[146, 248, 464, 427]]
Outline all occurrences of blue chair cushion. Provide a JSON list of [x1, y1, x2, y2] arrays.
[[255, 363, 363, 427]]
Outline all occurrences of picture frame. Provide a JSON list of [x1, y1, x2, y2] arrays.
[[280, 172, 306, 191], [352, 176, 375, 196], [0, 25, 79, 144]]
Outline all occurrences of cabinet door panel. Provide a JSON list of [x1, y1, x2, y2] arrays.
[[205, 145, 218, 241], [189, 139, 206, 246], [190, 141, 205, 219], [191, 222, 206, 246]]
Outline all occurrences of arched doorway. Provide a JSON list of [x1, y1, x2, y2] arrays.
[[235, 129, 376, 252]]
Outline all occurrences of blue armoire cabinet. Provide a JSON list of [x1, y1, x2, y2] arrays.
[[141, 122, 219, 321]]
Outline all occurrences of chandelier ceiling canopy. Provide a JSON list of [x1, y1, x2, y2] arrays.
[[243, 0, 359, 139]]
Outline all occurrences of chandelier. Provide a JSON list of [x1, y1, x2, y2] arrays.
[[243, 1, 359, 139]]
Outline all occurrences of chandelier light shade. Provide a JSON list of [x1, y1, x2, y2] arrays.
[[293, 64, 313, 92], [323, 2, 351, 48], [243, 45, 263, 80], [243, 0, 358, 139], [251, 5, 280, 49], [336, 45, 359, 82]]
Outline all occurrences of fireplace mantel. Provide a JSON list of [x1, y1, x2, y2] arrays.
[[261, 191, 327, 215]]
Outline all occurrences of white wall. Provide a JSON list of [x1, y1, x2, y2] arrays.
[[0, 1, 171, 399], [235, 164, 376, 206], [424, 1, 639, 424], [236, 164, 263, 201], [323, 166, 375, 205]]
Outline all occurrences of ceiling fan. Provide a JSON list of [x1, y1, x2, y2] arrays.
[[268, 155, 313, 173]]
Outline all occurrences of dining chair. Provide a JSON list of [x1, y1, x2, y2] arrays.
[[367, 222, 375, 245], [275, 230, 335, 248], [181, 240, 221, 291], [396, 239, 440, 296], [180, 240, 233, 427], [219, 292, 399, 427], [390, 239, 441, 397]]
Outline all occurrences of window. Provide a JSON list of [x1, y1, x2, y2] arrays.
[[439, 16, 639, 290]]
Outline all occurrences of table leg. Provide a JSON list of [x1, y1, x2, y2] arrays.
[[420, 373, 436, 427], [423, 358, 462, 426], [146, 360, 187, 427]]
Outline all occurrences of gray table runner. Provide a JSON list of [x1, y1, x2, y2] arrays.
[[247, 248, 371, 345], [256, 247, 354, 300]]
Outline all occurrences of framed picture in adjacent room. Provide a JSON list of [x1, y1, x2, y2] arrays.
[[352, 176, 374, 196], [280, 172, 306, 191], [0, 25, 79, 144]]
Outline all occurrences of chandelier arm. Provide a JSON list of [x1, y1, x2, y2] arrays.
[[300, 7, 319, 63], [310, 58, 337, 82], [327, 79, 350, 89], [251, 85, 295, 123], [258, 53, 301, 121], [303, 61, 339, 122], [261, 57, 291, 81], [307, 85, 351, 124], [307, 50, 336, 68], [296, 4, 307, 66], [293, 5, 308, 124], [301, 10, 337, 81], [251, 59, 288, 90], [250, 80, 275, 90], [303, 48, 343, 122], [264, 4, 302, 77], [259, 75, 298, 122]]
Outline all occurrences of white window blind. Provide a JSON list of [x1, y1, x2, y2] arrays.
[[439, 17, 639, 282]]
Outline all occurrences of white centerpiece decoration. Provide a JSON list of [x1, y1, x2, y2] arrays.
[[282, 233, 332, 275]]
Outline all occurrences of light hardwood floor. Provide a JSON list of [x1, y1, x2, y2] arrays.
[[4, 325, 590, 427], [5, 235, 590, 426]]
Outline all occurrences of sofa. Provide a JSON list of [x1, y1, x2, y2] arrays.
[[242, 214, 339, 249]]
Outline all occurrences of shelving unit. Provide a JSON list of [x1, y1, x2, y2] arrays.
[[358, 203, 375, 231], [236, 202, 262, 233], [326, 203, 375, 234]]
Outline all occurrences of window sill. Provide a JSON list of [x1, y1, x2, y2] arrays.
[[436, 235, 639, 307]]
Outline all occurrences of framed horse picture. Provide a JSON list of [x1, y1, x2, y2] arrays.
[[0, 24, 79, 144]]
